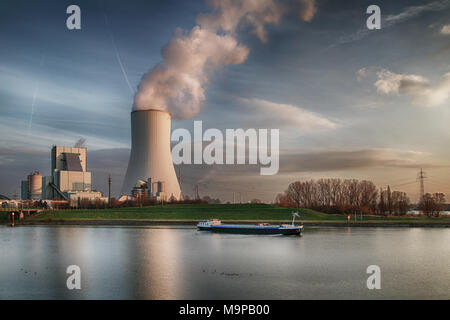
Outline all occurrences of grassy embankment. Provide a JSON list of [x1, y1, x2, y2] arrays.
[[22, 203, 450, 225]]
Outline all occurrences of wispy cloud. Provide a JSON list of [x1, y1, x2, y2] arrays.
[[0, 117, 128, 151], [238, 98, 337, 130], [330, 0, 450, 48], [384, 0, 450, 24], [281, 148, 444, 173]]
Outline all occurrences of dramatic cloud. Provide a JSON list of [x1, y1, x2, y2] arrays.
[[134, 0, 317, 119], [373, 69, 450, 107], [441, 24, 450, 35], [239, 98, 336, 130], [196, 0, 285, 43], [134, 27, 249, 119]]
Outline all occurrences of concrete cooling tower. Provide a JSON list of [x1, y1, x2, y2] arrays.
[[122, 109, 182, 200]]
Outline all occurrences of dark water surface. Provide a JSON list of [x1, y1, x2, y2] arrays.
[[0, 225, 449, 299]]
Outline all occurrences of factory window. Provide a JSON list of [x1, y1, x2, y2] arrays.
[[72, 183, 91, 191]]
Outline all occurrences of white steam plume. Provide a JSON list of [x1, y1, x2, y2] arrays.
[[133, 0, 317, 119]]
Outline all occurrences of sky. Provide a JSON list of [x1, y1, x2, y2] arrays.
[[1, 0, 450, 202]]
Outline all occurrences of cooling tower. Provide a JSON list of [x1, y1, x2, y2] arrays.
[[121, 109, 181, 200]]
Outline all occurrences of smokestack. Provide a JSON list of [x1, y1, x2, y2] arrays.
[[122, 109, 181, 200]]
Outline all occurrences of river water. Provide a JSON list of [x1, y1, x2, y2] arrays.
[[0, 225, 449, 299]]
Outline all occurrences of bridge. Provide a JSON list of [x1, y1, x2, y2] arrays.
[[1, 208, 43, 221]]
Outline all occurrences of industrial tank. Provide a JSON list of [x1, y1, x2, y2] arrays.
[[28, 171, 42, 200], [121, 109, 181, 200]]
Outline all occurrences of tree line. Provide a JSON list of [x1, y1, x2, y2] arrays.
[[275, 178, 411, 216], [418, 193, 446, 217]]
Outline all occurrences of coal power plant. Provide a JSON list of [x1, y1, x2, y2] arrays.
[[122, 109, 182, 201], [20, 145, 106, 207]]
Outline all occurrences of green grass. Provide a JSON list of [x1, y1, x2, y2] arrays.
[[24, 204, 450, 223], [28, 204, 309, 221]]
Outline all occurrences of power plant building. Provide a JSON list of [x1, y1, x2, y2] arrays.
[[21, 146, 105, 206], [51, 146, 91, 193]]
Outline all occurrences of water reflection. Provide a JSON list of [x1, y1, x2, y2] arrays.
[[0, 226, 449, 299]]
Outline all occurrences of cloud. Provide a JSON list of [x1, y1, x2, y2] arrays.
[[281, 148, 442, 173], [134, 0, 318, 119], [197, 0, 286, 43], [373, 69, 450, 107], [134, 27, 250, 119], [298, 0, 317, 22], [239, 98, 337, 130], [0, 116, 128, 152], [441, 24, 450, 35], [374, 69, 429, 95], [330, 0, 450, 48], [384, 0, 450, 25], [356, 67, 370, 81]]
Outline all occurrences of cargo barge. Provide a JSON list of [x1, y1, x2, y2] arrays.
[[197, 213, 303, 236]]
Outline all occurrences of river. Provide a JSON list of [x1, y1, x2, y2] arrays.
[[0, 225, 449, 299]]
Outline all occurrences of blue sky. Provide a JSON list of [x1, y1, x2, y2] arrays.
[[1, 0, 450, 201]]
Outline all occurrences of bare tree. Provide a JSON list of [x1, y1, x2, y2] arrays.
[[280, 178, 408, 216]]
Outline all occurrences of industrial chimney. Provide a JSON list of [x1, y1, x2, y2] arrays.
[[121, 109, 182, 200]]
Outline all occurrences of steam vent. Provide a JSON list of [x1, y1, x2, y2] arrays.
[[121, 109, 182, 200]]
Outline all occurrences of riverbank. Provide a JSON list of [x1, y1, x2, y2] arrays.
[[10, 204, 450, 227], [16, 219, 450, 228]]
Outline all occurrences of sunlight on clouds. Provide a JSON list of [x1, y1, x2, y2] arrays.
[[441, 24, 450, 35], [239, 98, 337, 130], [357, 68, 450, 107]]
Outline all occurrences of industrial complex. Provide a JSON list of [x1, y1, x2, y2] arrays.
[[20, 145, 106, 207], [14, 109, 184, 207]]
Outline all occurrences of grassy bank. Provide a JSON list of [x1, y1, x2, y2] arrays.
[[28, 204, 315, 221], [22, 204, 450, 226]]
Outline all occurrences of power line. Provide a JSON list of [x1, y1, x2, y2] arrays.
[[426, 180, 450, 190], [391, 181, 416, 188]]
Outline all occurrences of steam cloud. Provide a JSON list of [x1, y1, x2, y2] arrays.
[[374, 69, 450, 107], [133, 0, 317, 119]]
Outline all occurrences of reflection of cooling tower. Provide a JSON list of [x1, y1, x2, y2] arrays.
[[122, 109, 181, 200]]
